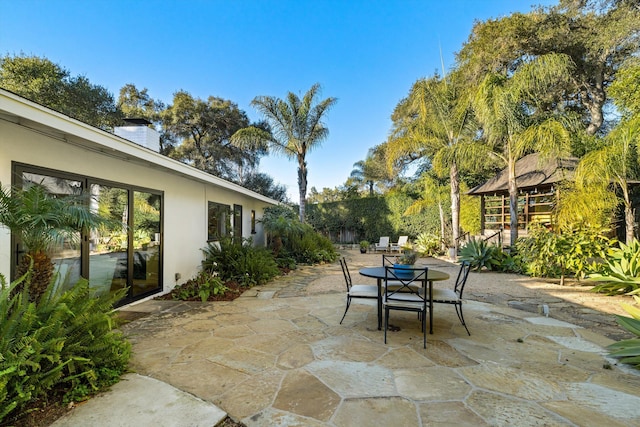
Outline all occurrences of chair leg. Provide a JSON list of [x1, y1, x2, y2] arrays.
[[339, 296, 351, 324], [455, 303, 471, 336], [422, 310, 427, 349], [384, 307, 389, 344]]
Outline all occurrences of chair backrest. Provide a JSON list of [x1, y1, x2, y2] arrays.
[[396, 236, 408, 247], [382, 254, 399, 266], [339, 257, 352, 290], [378, 236, 390, 247], [383, 265, 428, 304], [454, 261, 472, 298]]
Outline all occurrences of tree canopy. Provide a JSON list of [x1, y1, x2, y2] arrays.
[[0, 54, 120, 129], [232, 83, 337, 222]]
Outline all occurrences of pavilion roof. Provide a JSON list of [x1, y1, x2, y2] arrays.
[[468, 152, 578, 196]]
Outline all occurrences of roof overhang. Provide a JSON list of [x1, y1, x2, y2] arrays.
[[0, 89, 281, 206]]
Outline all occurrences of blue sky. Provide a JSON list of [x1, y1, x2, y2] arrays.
[[1, 0, 554, 200]]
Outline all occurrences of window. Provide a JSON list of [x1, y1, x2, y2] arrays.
[[251, 210, 256, 234], [12, 163, 163, 306], [233, 204, 242, 239], [208, 201, 231, 241]]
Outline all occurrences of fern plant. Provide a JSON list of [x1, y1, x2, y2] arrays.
[[0, 272, 130, 424]]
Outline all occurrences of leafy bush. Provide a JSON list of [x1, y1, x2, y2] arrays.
[[607, 295, 640, 368], [275, 256, 297, 271], [494, 251, 525, 274], [262, 206, 338, 265], [589, 240, 640, 295], [414, 232, 442, 256], [202, 238, 280, 287], [459, 239, 502, 271], [514, 225, 611, 281], [289, 226, 338, 264], [0, 273, 130, 424], [170, 270, 229, 302]]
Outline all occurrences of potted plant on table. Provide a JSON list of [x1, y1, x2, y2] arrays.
[[359, 240, 370, 254], [393, 246, 418, 277]]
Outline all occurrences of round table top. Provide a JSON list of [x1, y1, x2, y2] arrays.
[[359, 266, 449, 281]]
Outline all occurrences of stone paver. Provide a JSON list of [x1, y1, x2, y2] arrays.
[[117, 251, 640, 426]]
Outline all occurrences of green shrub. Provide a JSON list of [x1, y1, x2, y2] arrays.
[[275, 256, 297, 271], [589, 240, 640, 295], [514, 225, 611, 281], [494, 251, 525, 274], [414, 232, 442, 256], [0, 273, 130, 424], [262, 206, 338, 265], [202, 238, 280, 287], [290, 227, 339, 264], [607, 295, 640, 368], [459, 239, 502, 271], [170, 270, 229, 301]]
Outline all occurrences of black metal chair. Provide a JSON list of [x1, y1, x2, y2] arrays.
[[339, 257, 378, 324], [382, 254, 419, 291], [432, 261, 472, 335], [383, 265, 429, 349]]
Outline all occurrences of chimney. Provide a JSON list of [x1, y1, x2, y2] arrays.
[[114, 118, 160, 152]]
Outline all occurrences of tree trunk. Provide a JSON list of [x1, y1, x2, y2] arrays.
[[13, 251, 54, 303], [438, 202, 446, 252], [579, 73, 606, 136], [450, 161, 460, 248], [297, 156, 307, 223], [623, 188, 635, 243], [508, 156, 519, 247]]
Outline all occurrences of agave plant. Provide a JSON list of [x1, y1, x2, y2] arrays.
[[607, 296, 640, 368], [589, 240, 640, 295], [459, 238, 502, 271]]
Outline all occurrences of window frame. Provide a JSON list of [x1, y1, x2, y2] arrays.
[[11, 162, 163, 306]]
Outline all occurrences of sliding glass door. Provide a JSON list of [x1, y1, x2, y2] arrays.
[[13, 163, 163, 305]]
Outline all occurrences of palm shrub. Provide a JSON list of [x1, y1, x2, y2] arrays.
[[261, 205, 306, 257], [459, 238, 502, 271], [589, 240, 640, 295], [607, 296, 640, 369], [201, 238, 280, 287], [0, 272, 130, 424]]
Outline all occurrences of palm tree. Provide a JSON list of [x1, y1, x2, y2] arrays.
[[0, 183, 119, 302], [232, 83, 337, 222], [387, 71, 477, 249], [471, 54, 574, 246], [404, 174, 451, 252], [575, 118, 640, 243], [349, 145, 395, 196]]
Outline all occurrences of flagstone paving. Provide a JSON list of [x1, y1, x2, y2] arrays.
[[119, 252, 640, 426]]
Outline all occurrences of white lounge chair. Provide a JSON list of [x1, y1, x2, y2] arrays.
[[374, 236, 390, 252], [390, 236, 408, 253]]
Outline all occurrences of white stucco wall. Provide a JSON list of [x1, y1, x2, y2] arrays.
[[0, 94, 275, 299]]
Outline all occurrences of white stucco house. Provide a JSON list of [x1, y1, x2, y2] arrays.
[[0, 88, 280, 306]]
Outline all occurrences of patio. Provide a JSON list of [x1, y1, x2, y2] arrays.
[[114, 251, 640, 426]]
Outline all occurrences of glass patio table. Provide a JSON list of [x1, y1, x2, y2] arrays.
[[359, 266, 449, 332]]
